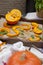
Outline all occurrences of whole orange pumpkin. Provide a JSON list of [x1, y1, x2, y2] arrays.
[[7, 51, 41, 65]]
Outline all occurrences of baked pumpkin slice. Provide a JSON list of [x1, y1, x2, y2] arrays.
[[28, 35, 40, 41], [33, 27, 42, 34], [8, 26, 24, 37], [21, 24, 30, 30], [31, 22, 39, 29], [0, 27, 10, 36], [7, 26, 23, 37], [7, 30, 19, 37]]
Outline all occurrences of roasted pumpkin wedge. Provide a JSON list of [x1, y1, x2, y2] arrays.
[[31, 22, 39, 28], [28, 35, 40, 41], [33, 27, 42, 34], [0, 27, 10, 36], [7, 26, 24, 37], [7, 26, 23, 37], [12, 26, 23, 31], [21, 24, 30, 30], [7, 30, 19, 37]]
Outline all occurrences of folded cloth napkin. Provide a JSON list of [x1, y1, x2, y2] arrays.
[[12, 41, 26, 51], [25, 12, 43, 20], [0, 44, 12, 65]]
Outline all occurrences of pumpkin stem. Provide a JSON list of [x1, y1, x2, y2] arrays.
[[20, 53, 26, 61]]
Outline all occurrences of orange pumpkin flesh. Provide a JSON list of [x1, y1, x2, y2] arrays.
[[7, 51, 41, 65]]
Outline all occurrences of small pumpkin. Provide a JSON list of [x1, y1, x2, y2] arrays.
[[33, 27, 42, 34], [5, 9, 22, 25], [7, 51, 41, 65], [28, 35, 40, 41]]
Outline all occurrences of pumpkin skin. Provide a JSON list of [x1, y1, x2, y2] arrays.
[[7, 51, 41, 65]]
